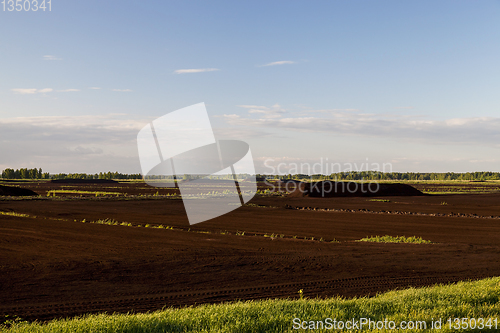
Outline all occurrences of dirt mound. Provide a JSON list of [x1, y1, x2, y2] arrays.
[[50, 179, 118, 184], [277, 179, 303, 184], [0, 185, 38, 196], [286, 181, 425, 198]]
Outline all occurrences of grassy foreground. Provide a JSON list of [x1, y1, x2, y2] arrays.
[[3, 277, 500, 332]]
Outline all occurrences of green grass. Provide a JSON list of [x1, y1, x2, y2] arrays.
[[423, 190, 499, 195], [357, 235, 432, 244], [79, 218, 340, 243], [82, 218, 132, 227], [46, 190, 122, 197], [3, 277, 500, 332], [0, 211, 33, 218]]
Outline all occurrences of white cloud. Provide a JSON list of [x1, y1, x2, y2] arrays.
[[11, 88, 53, 94], [73, 146, 104, 154], [0, 115, 146, 132], [0, 114, 150, 173], [259, 60, 296, 67], [222, 109, 500, 147], [38, 88, 54, 93], [11, 88, 38, 94], [312, 108, 360, 112], [237, 104, 286, 118], [89, 87, 101, 90], [43, 55, 62, 61], [174, 68, 220, 74], [1, 111, 498, 174], [237, 105, 269, 110], [57, 89, 80, 92], [112, 89, 133, 92], [212, 127, 272, 140], [11, 88, 83, 94]]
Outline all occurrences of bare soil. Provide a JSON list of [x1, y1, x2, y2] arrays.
[[0, 185, 37, 196], [1, 181, 499, 322]]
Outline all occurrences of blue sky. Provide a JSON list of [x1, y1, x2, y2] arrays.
[[1, 0, 499, 174]]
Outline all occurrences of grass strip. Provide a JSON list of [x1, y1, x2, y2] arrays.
[[3, 277, 500, 332], [46, 190, 122, 197], [357, 235, 432, 244], [0, 211, 34, 218]]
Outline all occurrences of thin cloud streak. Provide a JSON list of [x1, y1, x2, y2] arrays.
[[57, 89, 80, 92], [11, 88, 53, 94], [43, 55, 62, 61], [259, 60, 296, 67], [237, 104, 286, 118], [0, 114, 147, 134], [11, 88, 83, 94], [174, 68, 220, 74]]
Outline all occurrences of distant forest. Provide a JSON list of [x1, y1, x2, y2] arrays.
[[2, 168, 500, 181], [1, 168, 142, 180], [263, 171, 500, 181]]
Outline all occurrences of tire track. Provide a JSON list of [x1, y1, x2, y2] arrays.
[[286, 205, 500, 220]]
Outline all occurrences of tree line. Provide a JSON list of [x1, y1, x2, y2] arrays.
[[259, 171, 500, 181], [51, 171, 142, 180], [1, 168, 142, 180], [3, 168, 500, 181], [1, 168, 49, 179]]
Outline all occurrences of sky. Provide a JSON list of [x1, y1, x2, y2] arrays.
[[1, 0, 499, 174]]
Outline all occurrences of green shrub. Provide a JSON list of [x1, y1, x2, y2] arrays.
[[357, 235, 432, 244]]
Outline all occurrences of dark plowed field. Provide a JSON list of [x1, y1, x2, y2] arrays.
[[1, 181, 499, 322]]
